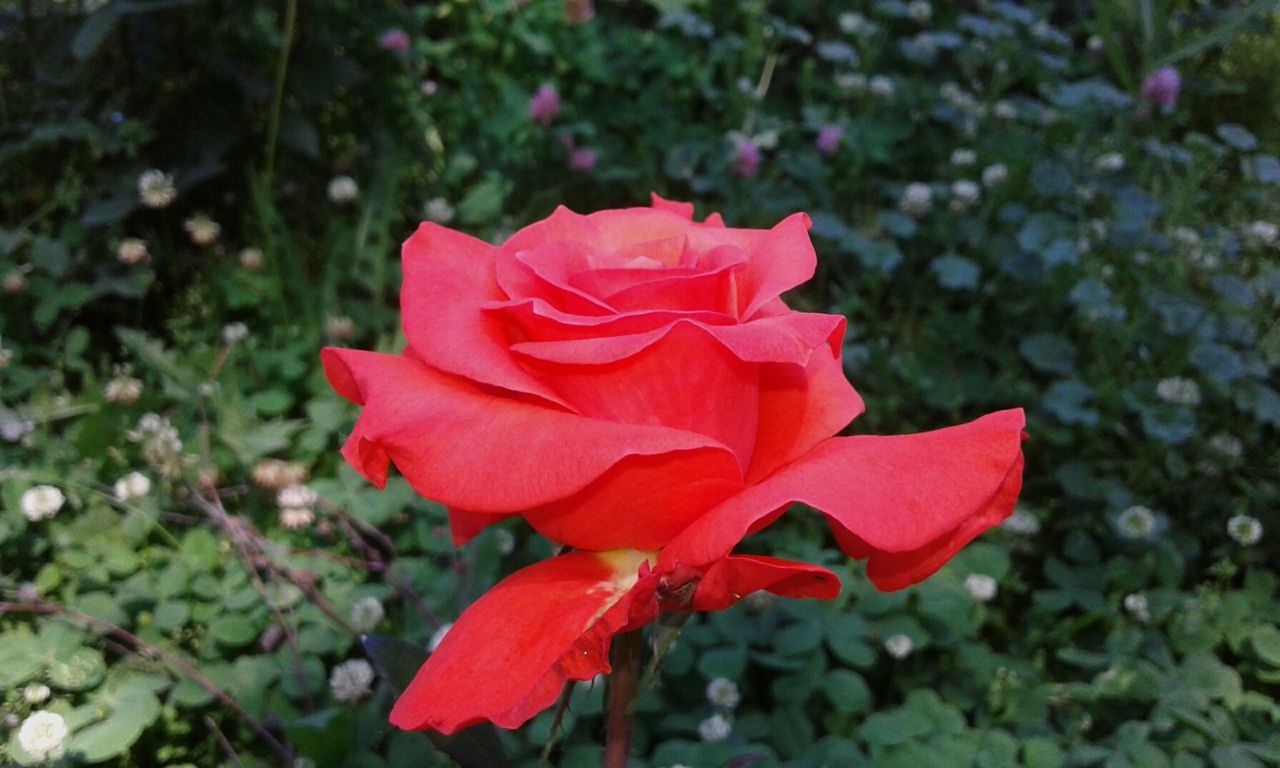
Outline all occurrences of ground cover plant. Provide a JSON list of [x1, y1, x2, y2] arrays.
[[2, 0, 1279, 766]]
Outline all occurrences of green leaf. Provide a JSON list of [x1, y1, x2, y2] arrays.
[[207, 615, 260, 647], [821, 669, 871, 714], [1249, 625, 1280, 667]]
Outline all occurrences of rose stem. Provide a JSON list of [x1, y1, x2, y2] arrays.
[[604, 629, 644, 768]]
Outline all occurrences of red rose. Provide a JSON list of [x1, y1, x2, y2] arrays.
[[323, 195, 1025, 733]]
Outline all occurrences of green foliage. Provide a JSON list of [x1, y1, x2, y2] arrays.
[[2, 0, 1279, 766]]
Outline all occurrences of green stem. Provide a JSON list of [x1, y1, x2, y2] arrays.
[[262, 0, 299, 196]]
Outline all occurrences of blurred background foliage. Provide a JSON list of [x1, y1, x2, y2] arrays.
[[1, 0, 1279, 766]]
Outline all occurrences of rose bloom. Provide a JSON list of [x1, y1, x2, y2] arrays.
[[323, 195, 1026, 733]]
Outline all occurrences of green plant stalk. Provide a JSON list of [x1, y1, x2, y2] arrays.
[[262, 0, 299, 196]]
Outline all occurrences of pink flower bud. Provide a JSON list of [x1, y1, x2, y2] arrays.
[[529, 84, 561, 127], [379, 29, 411, 54], [732, 139, 761, 178], [569, 148, 598, 172], [816, 124, 843, 157], [1140, 67, 1180, 112]]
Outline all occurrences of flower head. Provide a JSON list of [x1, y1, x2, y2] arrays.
[[253, 459, 309, 489], [138, 169, 176, 208], [900, 182, 933, 216], [239, 248, 265, 269], [569, 147, 598, 172], [706, 677, 741, 709], [18, 711, 68, 760], [322, 197, 1026, 734], [21, 486, 65, 522], [884, 633, 914, 659], [1116, 505, 1158, 541], [222, 322, 249, 345], [1001, 508, 1040, 535], [379, 28, 411, 53], [1140, 67, 1180, 112], [697, 713, 732, 743], [964, 573, 998, 602], [565, 0, 595, 24], [350, 596, 386, 632], [328, 176, 359, 204], [424, 198, 456, 224], [1123, 592, 1151, 622], [114, 471, 151, 501], [731, 137, 761, 178], [1094, 152, 1125, 173], [982, 164, 1008, 187], [280, 507, 316, 529], [326, 315, 356, 341], [117, 238, 149, 265], [528, 84, 561, 127], [330, 659, 375, 703], [950, 148, 976, 167], [816, 124, 844, 157], [23, 683, 51, 704], [184, 213, 221, 246], [1156, 377, 1201, 407], [1227, 515, 1263, 546]]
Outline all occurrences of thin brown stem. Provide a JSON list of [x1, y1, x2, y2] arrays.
[[604, 630, 644, 768]]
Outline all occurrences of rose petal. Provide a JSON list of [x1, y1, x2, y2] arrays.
[[686, 212, 816, 319], [523, 448, 744, 551], [511, 321, 762, 473], [487, 296, 732, 345], [322, 348, 739, 519], [510, 312, 845, 367], [390, 551, 659, 733], [400, 222, 569, 408], [660, 409, 1027, 591], [649, 192, 695, 219], [692, 555, 841, 611], [746, 340, 865, 484]]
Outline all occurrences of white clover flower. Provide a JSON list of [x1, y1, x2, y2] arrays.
[[0, 345, 12, 369], [884, 633, 914, 659], [280, 507, 315, 530], [3, 271, 28, 293], [349, 597, 385, 633], [907, 0, 932, 22], [424, 197, 455, 224], [329, 659, 375, 703], [1093, 152, 1125, 173], [429, 622, 454, 652], [950, 148, 976, 167], [869, 75, 895, 98], [21, 486, 65, 522], [138, 169, 177, 208], [950, 180, 981, 210], [1246, 220, 1278, 247], [1116, 505, 1158, 541], [253, 459, 309, 489], [22, 683, 51, 704], [1227, 515, 1263, 546], [17, 711, 68, 761], [982, 163, 1009, 187], [706, 677, 741, 710], [1087, 35, 1104, 53], [220, 322, 249, 345], [294, 759, 318, 768], [328, 175, 359, 204], [325, 315, 356, 341], [1, 414, 35, 443], [964, 573, 998, 602], [239, 247, 264, 269], [278, 484, 318, 510], [104, 374, 143, 404], [1156, 377, 1201, 407], [1170, 226, 1201, 248], [494, 528, 516, 556], [420, 79, 439, 97], [1002, 508, 1041, 535], [114, 471, 151, 502], [117, 238, 149, 265], [1123, 592, 1151, 623], [899, 183, 933, 216], [1207, 433, 1243, 461], [697, 713, 732, 743], [838, 11, 870, 34], [993, 100, 1017, 120], [183, 213, 221, 246], [836, 72, 868, 94]]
